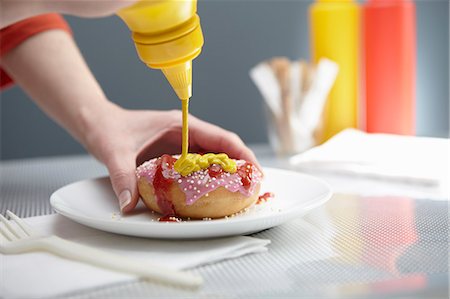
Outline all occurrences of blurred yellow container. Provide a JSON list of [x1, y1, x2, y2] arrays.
[[117, 0, 204, 100], [310, 0, 360, 142]]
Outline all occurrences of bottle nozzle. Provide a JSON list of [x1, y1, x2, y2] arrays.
[[160, 61, 192, 100]]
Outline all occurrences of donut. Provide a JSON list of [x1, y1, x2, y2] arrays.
[[136, 154, 262, 219]]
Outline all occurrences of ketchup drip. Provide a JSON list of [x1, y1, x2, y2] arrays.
[[257, 192, 275, 204], [237, 162, 253, 190], [153, 154, 177, 216], [158, 216, 182, 222]]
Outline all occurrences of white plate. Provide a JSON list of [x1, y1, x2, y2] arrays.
[[50, 168, 332, 239]]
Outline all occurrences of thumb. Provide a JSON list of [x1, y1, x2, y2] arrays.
[[106, 153, 139, 213]]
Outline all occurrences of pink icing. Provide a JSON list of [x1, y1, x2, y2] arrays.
[[136, 157, 262, 205]]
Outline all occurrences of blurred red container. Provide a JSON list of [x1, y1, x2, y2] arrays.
[[363, 0, 416, 135]]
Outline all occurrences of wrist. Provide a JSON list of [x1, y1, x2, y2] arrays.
[[77, 100, 120, 151]]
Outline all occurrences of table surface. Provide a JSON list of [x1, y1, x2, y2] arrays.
[[1, 146, 449, 299]]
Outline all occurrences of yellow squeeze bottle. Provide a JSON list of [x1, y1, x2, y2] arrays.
[[118, 0, 202, 173], [117, 0, 204, 100], [118, 1, 235, 176], [309, 0, 360, 142]]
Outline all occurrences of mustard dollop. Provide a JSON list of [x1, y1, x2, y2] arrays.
[[174, 153, 237, 176]]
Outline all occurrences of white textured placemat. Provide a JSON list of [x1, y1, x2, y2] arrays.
[[1, 154, 448, 298]]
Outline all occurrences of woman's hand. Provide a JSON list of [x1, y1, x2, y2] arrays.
[[84, 104, 260, 213]]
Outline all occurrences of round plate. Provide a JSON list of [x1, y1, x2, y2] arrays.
[[50, 168, 332, 239]]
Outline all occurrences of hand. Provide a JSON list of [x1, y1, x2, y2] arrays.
[[84, 103, 260, 213]]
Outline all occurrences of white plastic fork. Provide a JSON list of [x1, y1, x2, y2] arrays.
[[0, 210, 202, 288]]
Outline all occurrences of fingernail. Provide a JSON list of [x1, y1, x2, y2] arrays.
[[119, 189, 132, 212]]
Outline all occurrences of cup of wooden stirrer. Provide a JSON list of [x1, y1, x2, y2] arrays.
[[250, 57, 338, 157]]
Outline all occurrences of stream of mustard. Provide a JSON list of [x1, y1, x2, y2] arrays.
[[174, 99, 237, 176]]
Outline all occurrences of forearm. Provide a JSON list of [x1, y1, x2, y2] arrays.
[[1, 29, 115, 147]]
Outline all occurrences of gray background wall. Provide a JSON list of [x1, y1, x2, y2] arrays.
[[1, 0, 449, 160]]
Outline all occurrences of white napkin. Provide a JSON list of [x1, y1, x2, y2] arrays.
[[0, 214, 270, 299], [290, 129, 449, 186]]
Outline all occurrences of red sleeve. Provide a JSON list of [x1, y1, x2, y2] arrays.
[[0, 14, 72, 90]]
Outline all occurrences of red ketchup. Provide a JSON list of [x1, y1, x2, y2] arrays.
[[157, 216, 182, 222], [237, 162, 253, 190], [257, 192, 274, 204], [152, 154, 177, 217], [208, 164, 223, 178]]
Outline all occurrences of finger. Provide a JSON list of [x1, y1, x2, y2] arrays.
[[190, 119, 262, 171], [136, 128, 182, 166], [106, 151, 139, 213]]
